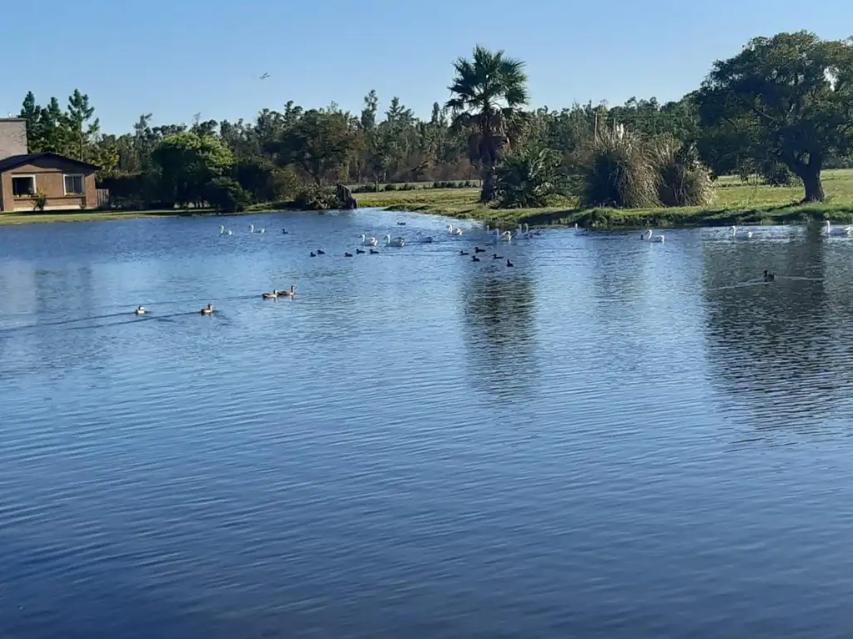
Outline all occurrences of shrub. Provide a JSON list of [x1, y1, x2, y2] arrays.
[[579, 130, 660, 208], [204, 177, 250, 212], [383, 183, 398, 191], [760, 160, 796, 187], [292, 185, 339, 210], [495, 148, 565, 208], [31, 191, 48, 212], [651, 139, 714, 207]]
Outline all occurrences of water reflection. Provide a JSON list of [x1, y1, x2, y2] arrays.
[[702, 230, 853, 436], [461, 271, 538, 400]]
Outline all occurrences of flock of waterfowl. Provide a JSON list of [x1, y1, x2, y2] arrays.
[[134, 217, 848, 317]]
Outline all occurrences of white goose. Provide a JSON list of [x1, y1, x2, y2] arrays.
[[641, 229, 665, 243], [384, 234, 406, 247], [361, 234, 379, 247], [731, 225, 753, 239], [825, 220, 852, 237]]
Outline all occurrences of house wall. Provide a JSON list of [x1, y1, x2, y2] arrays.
[[0, 157, 97, 212], [0, 119, 28, 161]]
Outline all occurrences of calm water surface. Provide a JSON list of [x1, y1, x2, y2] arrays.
[[2, 210, 853, 638]]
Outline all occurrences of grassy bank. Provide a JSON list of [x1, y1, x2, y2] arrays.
[[355, 168, 853, 228], [0, 207, 238, 226]]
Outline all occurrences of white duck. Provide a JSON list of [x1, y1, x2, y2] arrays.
[[641, 229, 665, 243], [825, 220, 852, 237], [361, 234, 379, 247], [384, 234, 406, 247], [447, 224, 463, 236], [495, 229, 513, 242], [731, 225, 753, 239]]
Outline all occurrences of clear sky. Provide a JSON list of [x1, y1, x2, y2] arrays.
[[2, 0, 851, 133]]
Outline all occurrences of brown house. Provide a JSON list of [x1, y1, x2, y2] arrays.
[[0, 118, 98, 212]]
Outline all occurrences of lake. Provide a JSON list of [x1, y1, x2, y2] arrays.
[[2, 210, 853, 638]]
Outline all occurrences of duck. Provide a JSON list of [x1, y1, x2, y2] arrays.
[[397, 221, 407, 226], [763, 270, 776, 282], [356, 248, 366, 254], [200, 304, 214, 315], [344, 252, 354, 257], [361, 234, 379, 247], [421, 236, 434, 244], [731, 225, 753, 239], [506, 259, 514, 268], [316, 249, 326, 255], [369, 248, 380, 255], [310, 251, 316, 257], [262, 290, 279, 300], [282, 228, 289, 235], [278, 285, 296, 298], [134, 305, 147, 315], [459, 250, 469, 256], [474, 246, 485, 253], [493, 253, 503, 260], [824, 220, 853, 237], [471, 255, 481, 262], [642, 229, 665, 243], [447, 224, 463, 236], [384, 235, 405, 247]]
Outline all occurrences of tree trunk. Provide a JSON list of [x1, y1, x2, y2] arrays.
[[794, 155, 825, 203], [801, 168, 825, 203], [480, 162, 496, 202]]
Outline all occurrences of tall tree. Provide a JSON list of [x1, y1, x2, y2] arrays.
[[67, 89, 99, 161], [447, 46, 528, 201], [267, 109, 358, 185], [697, 32, 853, 202], [152, 131, 233, 206]]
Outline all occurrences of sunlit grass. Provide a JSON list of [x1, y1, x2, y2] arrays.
[[354, 169, 853, 228]]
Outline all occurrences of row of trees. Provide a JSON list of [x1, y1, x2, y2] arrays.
[[18, 31, 853, 209]]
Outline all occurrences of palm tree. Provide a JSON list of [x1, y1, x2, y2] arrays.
[[447, 46, 528, 203]]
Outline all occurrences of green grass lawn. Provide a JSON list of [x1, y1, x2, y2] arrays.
[[355, 168, 853, 228], [0, 208, 219, 226]]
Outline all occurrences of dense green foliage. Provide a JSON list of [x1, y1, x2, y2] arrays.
[[697, 32, 853, 202], [494, 148, 564, 208], [14, 33, 852, 212]]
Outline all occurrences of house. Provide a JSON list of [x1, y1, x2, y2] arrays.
[[0, 118, 98, 212]]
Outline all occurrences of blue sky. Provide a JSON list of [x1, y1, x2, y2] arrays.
[[2, 0, 851, 133]]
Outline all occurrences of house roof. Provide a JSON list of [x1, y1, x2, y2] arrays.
[[0, 152, 99, 172]]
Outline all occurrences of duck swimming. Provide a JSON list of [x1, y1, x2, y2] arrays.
[[134, 305, 147, 315], [763, 270, 776, 282], [356, 248, 365, 254], [369, 248, 380, 254], [262, 290, 279, 300], [200, 304, 214, 315], [278, 285, 296, 298], [344, 252, 354, 257]]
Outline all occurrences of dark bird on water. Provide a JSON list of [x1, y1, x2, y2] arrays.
[[474, 246, 485, 253], [344, 252, 354, 257], [460, 250, 469, 256], [316, 249, 325, 255], [310, 252, 316, 257], [369, 248, 380, 254], [356, 248, 365, 254], [472, 255, 480, 262], [763, 269, 775, 282], [506, 259, 514, 268], [493, 253, 502, 260]]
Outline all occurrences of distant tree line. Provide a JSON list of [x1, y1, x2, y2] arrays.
[[17, 31, 852, 210]]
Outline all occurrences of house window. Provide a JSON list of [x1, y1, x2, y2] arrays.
[[12, 176, 36, 197], [64, 174, 84, 195]]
